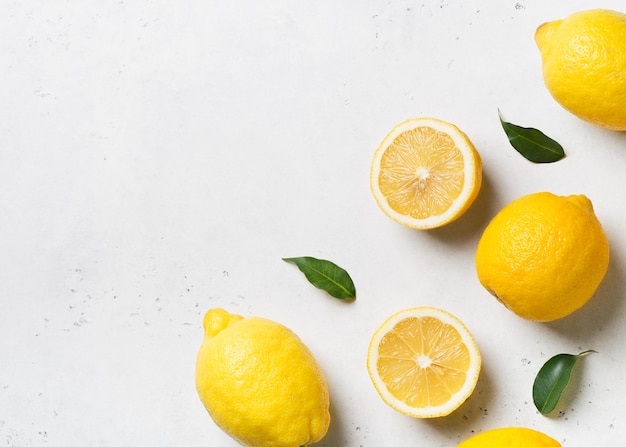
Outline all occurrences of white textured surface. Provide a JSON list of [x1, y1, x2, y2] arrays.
[[2, 1, 626, 446]]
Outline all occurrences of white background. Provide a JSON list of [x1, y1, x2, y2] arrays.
[[2, 1, 626, 446]]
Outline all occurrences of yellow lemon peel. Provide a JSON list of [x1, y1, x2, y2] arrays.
[[196, 308, 330, 447]]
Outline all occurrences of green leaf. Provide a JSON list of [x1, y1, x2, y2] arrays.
[[532, 350, 596, 415], [283, 256, 356, 300], [498, 109, 565, 163]]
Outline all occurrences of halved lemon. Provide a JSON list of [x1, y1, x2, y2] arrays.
[[366, 307, 481, 418], [370, 118, 482, 229]]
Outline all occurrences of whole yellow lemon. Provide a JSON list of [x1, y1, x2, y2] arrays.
[[195, 308, 330, 447], [475, 192, 609, 322], [458, 427, 561, 447], [535, 9, 626, 130]]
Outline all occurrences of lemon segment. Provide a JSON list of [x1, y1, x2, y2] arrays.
[[196, 308, 330, 447], [458, 427, 561, 447], [535, 9, 626, 130], [476, 192, 609, 322], [366, 307, 481, 418], [370, 118, 482, 230]]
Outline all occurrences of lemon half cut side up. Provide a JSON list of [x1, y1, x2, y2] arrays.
[[370, 117, 482, 230], [367, 307, 482, 418]]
